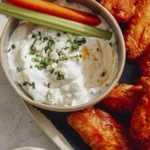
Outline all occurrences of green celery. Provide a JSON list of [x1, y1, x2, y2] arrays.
[[0, 2, 112, 39]]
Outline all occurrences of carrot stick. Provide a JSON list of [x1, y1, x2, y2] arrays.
[[6, 0, 101, 26]]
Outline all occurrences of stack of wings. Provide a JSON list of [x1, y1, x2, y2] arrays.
[[67, 0, 150, 149]]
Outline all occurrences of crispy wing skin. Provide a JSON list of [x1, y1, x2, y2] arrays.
[[137, 76, 150, 93], [129, 77, 150, 149], [99, 0, 136, 22], [139, 50, 150, 77], [67, 107, 134, 150], [129, 93, 150, 149], [124, 0, 150, 61], [99, 84, 142, 114]]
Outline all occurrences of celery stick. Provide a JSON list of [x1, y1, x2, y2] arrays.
[[0, 2, 112, 39]]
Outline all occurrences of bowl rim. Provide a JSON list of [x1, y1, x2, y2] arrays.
[[13, 147, 46, 150], [0, 0, 126, 112]]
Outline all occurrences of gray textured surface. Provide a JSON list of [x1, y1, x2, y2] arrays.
[[0, 14, 60, 150]]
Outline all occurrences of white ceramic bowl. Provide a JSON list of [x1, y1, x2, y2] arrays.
[[0, 0, 125, 112]]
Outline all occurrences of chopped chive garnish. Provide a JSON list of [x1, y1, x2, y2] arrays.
[[79, 54, 82, 58], [64, 47, 69, 50], [54, 71, 65, 80], [60, 57, 68, 61], [50, 69, 55, 74], [74, 55, 78, 58], [43, 37, 48, 41], [32, 34, 37, 38], [71, 43, 79, 51], [68, 38, 86, 52], [35, 64, 45, 70], [44, 46, 49, 52], [23, 81, 35, 89], [55, 60, 59, 64], [57, 33, 61, 36], [36, 54, 40, 57], [38, 31, 41, 36], [17, 67, 22, 72], [56, 74, 65, 80], [74, 37, 86, 46], [39, 36, 42, 40], [47, 83, 51, 88], [12, 44, 16, 49], [31, 58, 40, 62], [30, 39, 37, 54], [23, 81, 32, 86], [32, 82, 35, 89], [30, 49, 35, 54], [48, 39, 55, 47]]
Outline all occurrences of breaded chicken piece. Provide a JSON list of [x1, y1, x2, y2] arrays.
[[129, 77, 150, 149], [137, 76, 150, 93], [100, 84, 142, 114], [124, 0, 150, 61], [99, 0, 136, 22], [67, 107, 134, 150], [139, 49, 150, 77]]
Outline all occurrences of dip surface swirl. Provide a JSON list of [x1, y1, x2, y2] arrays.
[[6, 1, 119, 106]]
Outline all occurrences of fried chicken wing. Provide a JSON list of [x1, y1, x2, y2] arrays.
[[129, 93, 150, 149], [99, 84, 142, 114], [139, 49, 150, 77], [99, 0, 136, 22], [124, 0, 150, 61], [129, 77, 150, 149], [67, 107, 134, 150]]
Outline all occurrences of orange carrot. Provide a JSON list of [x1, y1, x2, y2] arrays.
[[6, 0, 101, 26]]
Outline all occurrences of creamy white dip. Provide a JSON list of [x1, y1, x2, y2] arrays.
[[6, 1, 119, 106]]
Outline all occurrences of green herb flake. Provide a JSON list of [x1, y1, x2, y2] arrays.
[[79, 54, 82, 58], [32, 82, 35, 89], [64, 46, 69, 50], [57, 33, 61, 37], [56, 73, 65, 80], [12, 44, 16, 49], [23, 81, 35, 89], [32, 34, 37, 38], [7, 49, 11, 52], [36, 54, 40, 57], [30, 49, 35, 54], [50, 69, 55, 74], [71, 43, 79, 51], [30, 39, 37, 55], [38, 31, 41, 36], [68, 38, 86, 52], [74, 37, 86, 46], [17, 67, 22, 72], [31, 57, 40, 62], [74, 55, 78, 59], [43, 37, 48, 41], [47, 83, 51, 88]]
